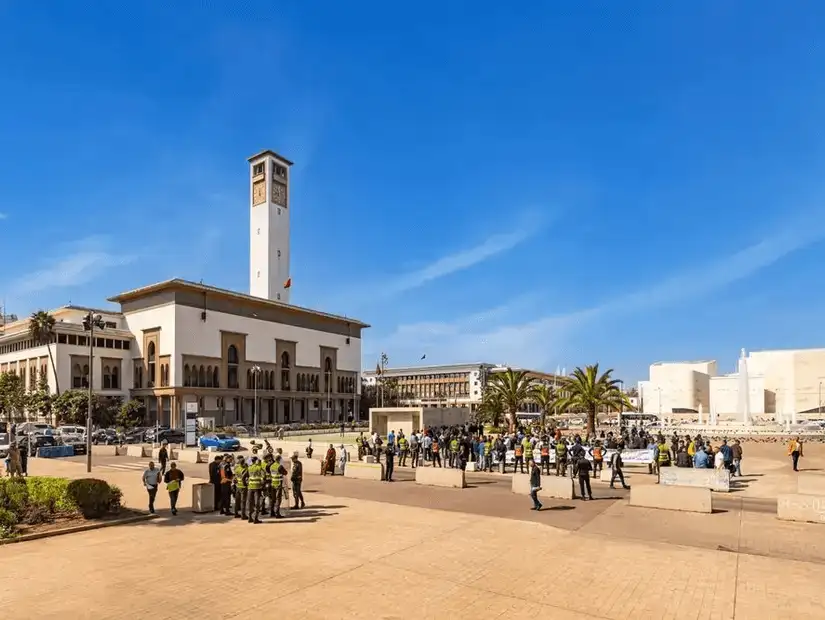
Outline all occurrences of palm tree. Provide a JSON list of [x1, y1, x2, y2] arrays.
[[484, 369, 537, 433], [555, 364, 633, 436], [28, 310, 60, 396], [477, 390, 505, 428], [533, 383, 558, 431]]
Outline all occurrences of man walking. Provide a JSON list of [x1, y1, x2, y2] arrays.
[[142, 460, 160, 514], [609, 447, 631, 490], [209, 455, 222, 512], [528, 459, 543, 511], [163, 462, 185, 516], [158, 441, 169, 477], [290, 452, 306, 509], [410, 432, 420, 469], [788, 437, 803, 472], [731, 439, 743, 477], [384, 442, 395, 481]]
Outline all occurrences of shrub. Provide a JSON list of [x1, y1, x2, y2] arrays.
[[0, 478, 29, 514], [25, 477, 75, 513], [20, 503, 52, 525], [0, 507, 17, 539], [108, 484, 122, 514], [66, 478, 118, 519]]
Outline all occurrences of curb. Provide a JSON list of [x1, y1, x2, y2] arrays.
[[0, 513, 159, 545]]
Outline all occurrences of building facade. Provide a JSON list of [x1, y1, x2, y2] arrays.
[[362, 363, 560, 413], [0, 149, 368, 427]]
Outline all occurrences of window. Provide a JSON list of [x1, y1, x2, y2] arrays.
[[246, 368, 252, 389], [96, 338, 104, 348], [58, 334, 67, 344], [183, 364, 190, 387], [68, 334, 77, 345], [206, 366, 213, 388], [134, 364, 143, 389], [199, 365, 206, 388], [147, 342, 156, 387], [72, 364, 83, 389], [280, 352, 290, 391], [253, 162, 265, 176], [112, 366, 120, 389], [82, 364, 89, 388], [105, 339, 113, 349], [212, 367, 219, 388], [78, 336, 87, 346], [324, 357, 332, 393], [122, 340, 130, 351], [274, 163, 286, 178], [105, 321, 116, 329], [227, 345, 239, 389], [103, 366, 112, 389]]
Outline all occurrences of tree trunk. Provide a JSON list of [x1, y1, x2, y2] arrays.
[[47, 342, 60, 396], [507, 410, 516, 434], [586, 407, 597, 437]]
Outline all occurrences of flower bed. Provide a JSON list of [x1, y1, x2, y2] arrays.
[[0, 476, 124, 540]]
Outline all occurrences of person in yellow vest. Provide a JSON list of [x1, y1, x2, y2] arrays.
[[788, 436, 803, 472], [163, 461, 185, 516], [261, 454, 274, 515], [523, 439, 534, 473], [655, 437, 671, 474], [233, 455, 249, 520], [687, 437, 697, 458], [555, 439, 568, 477], [398, 434, 409, 467], [483, 437, 492, 472], [269, 454, 288, 518], [246, 455, 265, 524], [449, 437, 459, 468], [513, 442, 524, 474]]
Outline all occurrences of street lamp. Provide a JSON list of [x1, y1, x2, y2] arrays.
[[251, 365, 261, 437], [82, 312, 106, 473]]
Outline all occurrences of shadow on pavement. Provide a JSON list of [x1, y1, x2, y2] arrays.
[[124, 504, 346, 527]]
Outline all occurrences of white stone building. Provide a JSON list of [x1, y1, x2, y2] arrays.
[[0, 149, 368, 427]]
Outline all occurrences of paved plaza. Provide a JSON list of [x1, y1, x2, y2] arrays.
[[1, 444, 825, 619]]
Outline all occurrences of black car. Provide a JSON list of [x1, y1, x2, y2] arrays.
[[155, 429, 185, 444]]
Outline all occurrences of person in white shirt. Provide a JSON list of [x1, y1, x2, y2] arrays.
[[713, 447, 725, 470], [338, 444, 348, 475], [142, 461, 161, 514]]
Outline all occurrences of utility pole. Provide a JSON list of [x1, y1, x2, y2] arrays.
[[82, 312, 105, 473]]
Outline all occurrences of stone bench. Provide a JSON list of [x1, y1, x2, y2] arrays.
[[777, 494, 825, 524], [511, 473, 574, 500], [91, 445, 118, 457], [192, 483, 215, 513], [415, 466, 466, 488], [797, 474, 825, 496], [658, 467, 730, 492], [630, 485, 712, 513], [175, 449, 203, 464], [126, 445, 147, 458], [344, 461, 383, 481]]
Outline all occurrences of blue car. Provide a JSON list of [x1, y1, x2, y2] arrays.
[[199, 433, 241, 451]]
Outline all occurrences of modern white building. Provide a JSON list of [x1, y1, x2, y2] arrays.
[[638, 348, 825, 421], [0, 149, 368, 427]]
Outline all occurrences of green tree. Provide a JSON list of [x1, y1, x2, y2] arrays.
[[476, 390, 504, 428], [555, 364, 634, 436], [532, 383, 559, 431], [0, 372, 26, 423], [484, 369, 538, 433], [116, 399, 145, 430], [53, 391, 119, 427], [28, 310, 60, 396], [27, 370, 54, 423]]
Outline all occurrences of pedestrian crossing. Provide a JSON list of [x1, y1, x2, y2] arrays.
[[95, 462, 147, 472]]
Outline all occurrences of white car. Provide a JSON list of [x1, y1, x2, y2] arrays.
[[57, 426, 86, 443], [0, 432, 9, 459]]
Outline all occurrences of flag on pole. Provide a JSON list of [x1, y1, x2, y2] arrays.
[[283, 277, 292, 289]]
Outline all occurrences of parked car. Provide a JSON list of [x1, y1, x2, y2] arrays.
[[18, 432, 56, 451], [199, 432, 241, 451], [57, 425, 85, 442], [91, 428, 120, 445], [155, 429, 185, 444], [144, 426, 171, 442], [230, 424, 252, 436], [18, 422, 54, 437], [0, 432, 10, 459]]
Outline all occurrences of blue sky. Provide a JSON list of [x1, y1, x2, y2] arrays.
[[2, 3, 825, 383]]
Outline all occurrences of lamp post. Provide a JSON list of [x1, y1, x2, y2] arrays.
[[82, 312, 105, 473], [251, 365, 261, 437]]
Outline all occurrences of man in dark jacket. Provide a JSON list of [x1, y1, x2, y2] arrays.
[[290, 452, 306, 509], [529, 458, 543, 511], [209, 455, 222, 512]]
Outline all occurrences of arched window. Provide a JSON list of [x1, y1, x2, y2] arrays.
[[246, 368, 253, 389], [72, 364, 82, 389], [324, 357, 332, 393], [228, 345, 239, 388], [212, 367, 219, 388], [103, 365, 112, 389], [206, 366, 213, 388], [199, 365, 206, 387], [298, 373, 305, 391], [183, 364, 190, 387], [164, 364, 170, 387], [269, 370, 275, 390], [280, 352, 291, 391], [147, 342, 156, 387], [82, 364, 90, 388], [112, 366, 120, 390]]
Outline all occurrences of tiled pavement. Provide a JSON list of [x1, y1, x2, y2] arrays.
[[1, 456, 824, 619]]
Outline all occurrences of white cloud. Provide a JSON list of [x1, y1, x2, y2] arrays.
[[0, 213, 7, 220], [381, 216, 545, 297], [6, 236, 136, 301], [377, 218, 825, 369]]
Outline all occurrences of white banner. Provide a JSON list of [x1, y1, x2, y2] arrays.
[[491, 447, 654, 465]]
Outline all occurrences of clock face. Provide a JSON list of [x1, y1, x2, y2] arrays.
[[272, 181, 287, 207], [252, 180, 266, 206]]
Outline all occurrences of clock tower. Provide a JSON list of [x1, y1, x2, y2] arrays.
[[248, 149, 293, 303]]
